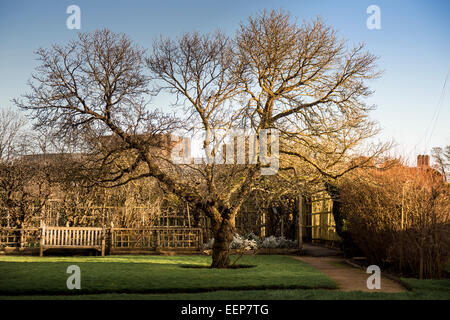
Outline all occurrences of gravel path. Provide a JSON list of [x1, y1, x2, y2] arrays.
[[293, 256, 407, 292]]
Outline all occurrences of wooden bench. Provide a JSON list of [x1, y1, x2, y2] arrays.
[[40, 226, 105, 256]]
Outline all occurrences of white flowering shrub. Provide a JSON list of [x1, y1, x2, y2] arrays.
[[245, 232, 261, 243], [230, 233, 258, 250], [203, 233, 297, 250], [260, 236, 297, 249]]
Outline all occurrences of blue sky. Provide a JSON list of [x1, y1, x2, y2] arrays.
[[0, 0, 449, 164]]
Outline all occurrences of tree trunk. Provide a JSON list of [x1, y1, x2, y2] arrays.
[[211, 214, 234, 268]]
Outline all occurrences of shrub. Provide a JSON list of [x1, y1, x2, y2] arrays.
[[326, 182, 363, 258], [338, 163, 450, 278]]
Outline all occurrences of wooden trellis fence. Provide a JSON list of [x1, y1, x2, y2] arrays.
[[0, 200, 205, 255], [0, 225, 203, 255], [0, 227, 40, 248], [111, 227, 202, 251]]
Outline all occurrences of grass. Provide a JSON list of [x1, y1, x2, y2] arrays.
[[0, 255, 448, 300], [0, 255, 336, 296], [401, 277, 450, 294], [1, 285, 449, 300]]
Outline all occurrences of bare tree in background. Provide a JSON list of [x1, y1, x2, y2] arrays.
[[16, 10, 388, 267], [0, 108, 53, 228], [0, 108, 29, 162], [432, 146, 449, 182]]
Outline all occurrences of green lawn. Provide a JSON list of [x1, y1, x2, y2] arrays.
[[0, 255, 336, 296], [0, 255, 448, 300]]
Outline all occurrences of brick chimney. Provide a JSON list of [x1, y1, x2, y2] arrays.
[[417, 154, 430, 168]]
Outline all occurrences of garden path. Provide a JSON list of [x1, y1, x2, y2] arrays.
[[292, 246, 407, 292]]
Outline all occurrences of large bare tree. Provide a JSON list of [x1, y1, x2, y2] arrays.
[[16, 10, 387, 267]]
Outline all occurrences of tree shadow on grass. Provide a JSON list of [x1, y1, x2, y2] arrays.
[[180, 264, 256, 269]]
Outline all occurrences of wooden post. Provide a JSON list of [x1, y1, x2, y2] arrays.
[[101, 226, 106, 256], [260, 211, 266, 239], [41, 203, 45, 227], [187, 203, 191, 229], [102, 203, 106, 228], [20, 227, 24, 251], [198, 229, 203, 251], [40, 222, 45, 257], [155, 229, 160, 251], [297, 195, 304, 253]]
